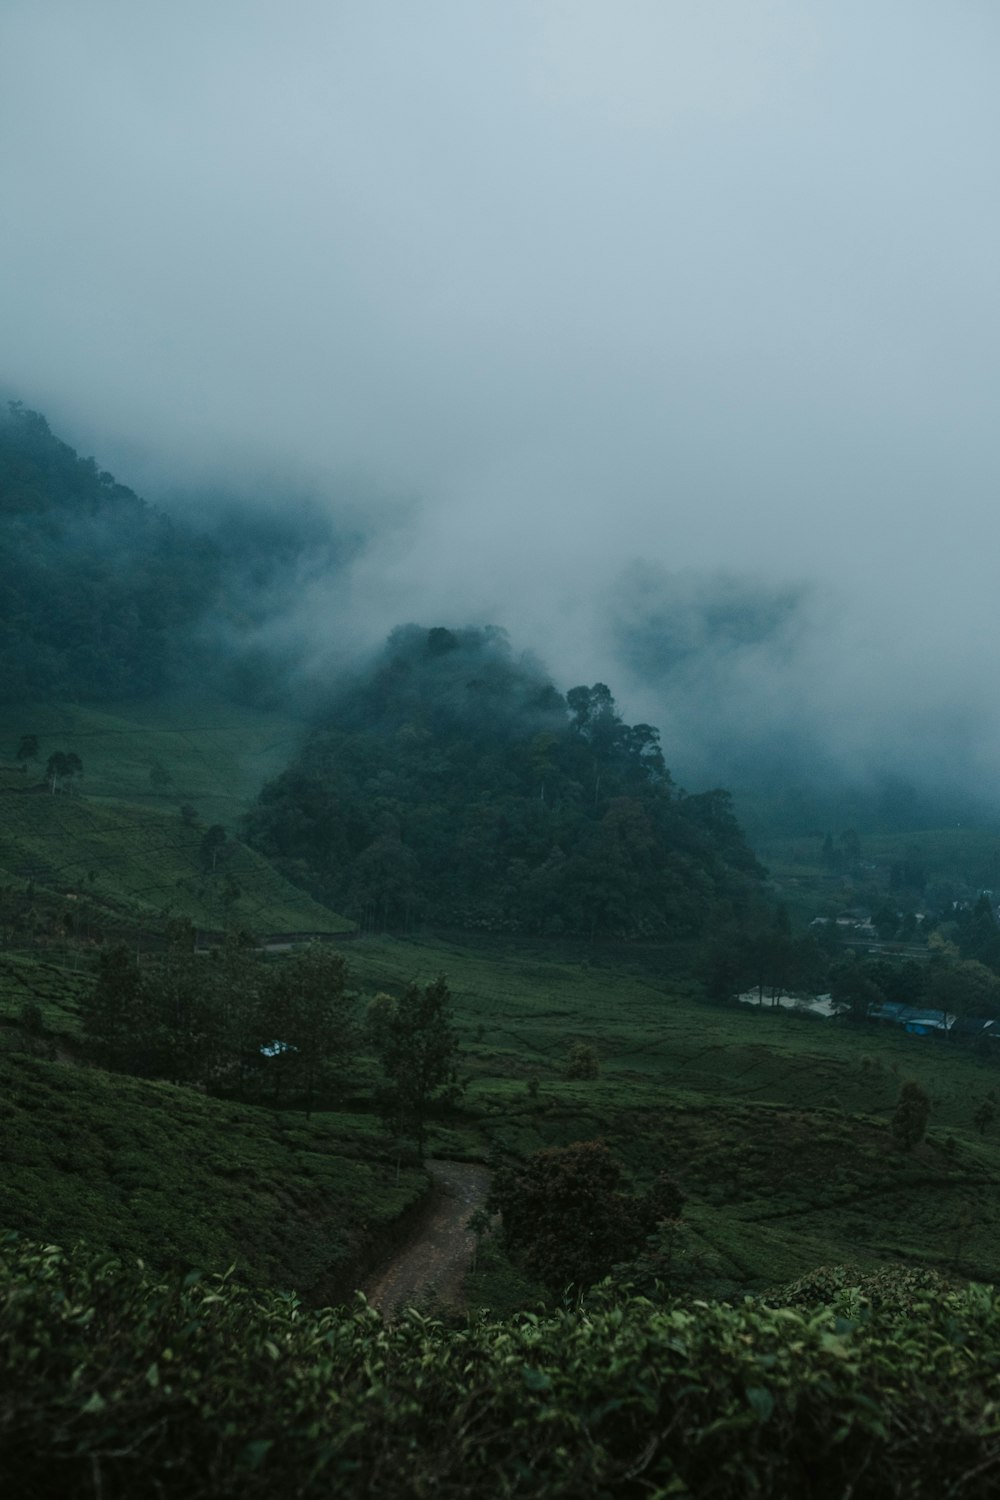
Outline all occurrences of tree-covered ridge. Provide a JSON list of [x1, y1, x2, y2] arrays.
[[0, 403, 363, 709], [0, 403, 219, 702], [245, 625, 764, 938]]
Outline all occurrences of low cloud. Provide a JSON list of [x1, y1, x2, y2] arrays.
[[2, 1, 999, 818]]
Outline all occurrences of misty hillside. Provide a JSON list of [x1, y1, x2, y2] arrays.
[[245, 624, 764, 937], [0, 403, 357, 710], [0, 403, 219, 702]]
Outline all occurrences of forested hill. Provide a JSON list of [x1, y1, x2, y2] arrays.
[[245, 625, 765, 938], [0, 403, 221, 702], [0, 402, 358, 707]]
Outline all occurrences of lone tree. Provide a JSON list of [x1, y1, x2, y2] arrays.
[[264, 945, 357, 1116], [16, 734, 38, 767], [486, 1140, 684, 1291], [370, 975, 460, 1157], [45, 751, 83, 793], [564, 1041, 600, 1080], [199, 824, 228, 873], [892, 1080, 931, 1152]]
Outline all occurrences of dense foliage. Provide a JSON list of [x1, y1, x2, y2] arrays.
[[4, 1237, 1000, 1499], [0, 403, 218, 701], [246, 625, 764, 938], [82, 937, 357, 1110], [487, 1141, 683, 1290], [0, 402, 359, 707]]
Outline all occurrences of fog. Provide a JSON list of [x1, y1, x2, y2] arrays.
[[2, 1, 999, 808]]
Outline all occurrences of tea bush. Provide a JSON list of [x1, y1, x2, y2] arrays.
[[3, 1235, 1000, 1498]]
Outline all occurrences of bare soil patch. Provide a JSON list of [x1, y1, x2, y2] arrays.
[[363, 1160, 491, 1319]]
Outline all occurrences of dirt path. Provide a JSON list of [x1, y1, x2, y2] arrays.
[[363, 1160, 491, 1319]]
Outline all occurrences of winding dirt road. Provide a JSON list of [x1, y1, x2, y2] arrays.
[[363, 1160, 491, 1320]]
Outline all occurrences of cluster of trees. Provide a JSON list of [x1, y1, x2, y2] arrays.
[[246, 626, 764, 939], [12, 735, 84, 792], [82, 935, 461, 1139], [366, 977, 461, 1153], [705, 908, 825, 1007], [83, 936, 356, 1113], [706, 892, 1000, 1041]]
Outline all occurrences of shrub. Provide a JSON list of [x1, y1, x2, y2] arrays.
[[892, 1080, 931, 1151], [4, 1237, 1000, 1499], [486, 1141, 681, 1291], [563, 1041, 600, 1080]]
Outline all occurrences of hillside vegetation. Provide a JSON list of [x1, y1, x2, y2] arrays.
[[0, 764, 350, 939], [4, 1237, 999, 1499], [0, 1051, 424, 1302], [0, 691, 354, 945], [6, 404, 1000, 1493], [0, 403, 216, 702], [0, 695, 307, 830], [0, 401, 357, 710], [247, 625, 765, 938]]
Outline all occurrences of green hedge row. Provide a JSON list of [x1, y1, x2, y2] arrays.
[[3, 1234, 1000, 1498]]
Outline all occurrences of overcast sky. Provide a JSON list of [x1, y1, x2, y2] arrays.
[[3, 1, 999, 794]]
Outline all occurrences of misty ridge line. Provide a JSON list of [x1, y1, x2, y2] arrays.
[[2, 2, 998, 830], [2, 396, 996, 837]]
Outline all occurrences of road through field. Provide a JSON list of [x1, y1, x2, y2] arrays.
[[363, 1160, 491, 1319]]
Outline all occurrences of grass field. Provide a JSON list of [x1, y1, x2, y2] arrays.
[[4, 923, 1000, 1304], [3, 695, 1000, 1309]]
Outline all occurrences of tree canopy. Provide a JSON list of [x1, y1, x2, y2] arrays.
[[246, 625, 764, 939], [486, 1141, 684, 1290]]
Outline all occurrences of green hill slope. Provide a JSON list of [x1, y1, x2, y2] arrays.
[[0, 695, 308, 831], [0, 695, 354, 940], [0, 772, 352, 937], [0, 1051, 424, 1301]]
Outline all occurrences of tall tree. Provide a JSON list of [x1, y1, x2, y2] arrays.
[[829, 958, 885, 1023], [82, 944, 145, 1072], [199, 824, 228, 873], [892, 1080, 931, 1151], [370, 975, 460, 1156], [265, 945, 356, 1115], [45, 751, 82, 793]]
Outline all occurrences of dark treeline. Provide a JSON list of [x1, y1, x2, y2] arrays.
[[82, 935, 355, 1114], [0, 404, 216, 701], [706, 892, 1000, 1034], [245, 625, 765, 939], [0, 402, 355, 707], [82, 933, 460, 1143]]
